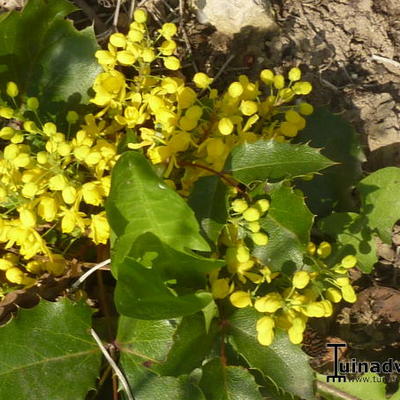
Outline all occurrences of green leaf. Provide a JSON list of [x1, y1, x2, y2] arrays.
[[188, 175, 229, 244], [0, 0, 100, 120], [319, 212, 377, 273], [106, 151, 209, 252], [294, 108, 364, 215], [112, 232, 222, 285], [0, 299, 101, 400], [255, 184, 313, 271], [316, 373, 387, 400], [224, 140, 333, 185], [357, 167, 400, 243], [199, 358, 263, 400], [115, 254, 213, 319], [158, 313, 218, 376], [229, 308, 315, 400], [117, 316, 206, 400]]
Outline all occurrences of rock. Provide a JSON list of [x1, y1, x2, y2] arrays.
[[192, 0, 277, 35]]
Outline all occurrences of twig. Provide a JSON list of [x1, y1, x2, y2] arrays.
[[113, 0, 122, 29], [179, 0, 199, 72], [71, 258, 111, 290], [212, 54, 236, 83], [90, 329, 135, 400], [137, 0, 150, 7], [316, 381, 361, 400], [129, 0, 136, 22], [372, 54, 400, 70]]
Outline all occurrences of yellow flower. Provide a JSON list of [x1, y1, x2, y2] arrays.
[[255, 199, 270, 213], [0, 258, 14, 271], [292, 271, 310, 289], [177, 86, 196, 109], [307, 242, 316, 255], [48, 174, 68, 191], [27, 97, 39, 110], [211, 278, 231, 299], [159, 23, 177, 39], [325, 287, 342, 303], [341, 285, 356, 303], [260, 69, 274, 85], [134, 8, 148, 23], [341, 255, 357, 269], [230, 291, 252, 308], [164, 56, 181, 71], [298, 102, 314, 115], [0, 107, 14, 119], [193, 72, 213, 89], [38, 196, 58, 222], [228, 82, 244, 98], [6, 267, 28, 285], [288, 67, 301, 81], [231, 199, 248, 213], [293, 81, 312, 95], [218, 117, 234, 135], [89, 212, 110, 245], [242, 207, 260, 222], [82, 182, 104, 206], [21, 182, 39, 199], [159, 39, 177, 56], [62, 186, 77, 204], [273, 75, 285, 89], [117, 51, 136, 66], [240, 101, 258, 116], [109, 33, 126, 48], [254, 292, 283, 313], [19, 208, 37, 228], [317, 241, 332, 258], [6, 81, 19, 97], [251, 232, 268, 246], [256, 316, 275, 346]]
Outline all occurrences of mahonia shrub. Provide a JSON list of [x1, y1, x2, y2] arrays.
[[0, 7, 357, 348]]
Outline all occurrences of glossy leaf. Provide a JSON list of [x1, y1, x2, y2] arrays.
[[357, 167, 400, 244], [294, 108, 364, 215], [319, 212, 377, 273], [229, 308, 315, 400], [0, 0, 100, 121], [255, 184, 313, 271], [106, 151, 209, 252], [158, 312, 218, 376], [224, 140, 333, 185], [112, 232, 222, 285], [117, 316, 206, 400], [199, 358, 263, 400], [114, 254, 213, 319], [0, 299, 101, 400], [188, 175, 229, 244]]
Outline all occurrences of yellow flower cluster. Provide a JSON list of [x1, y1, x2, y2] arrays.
[[210, 195, 358, 346], [0, 86, 116, 287], [89, 10, 314, 195]]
